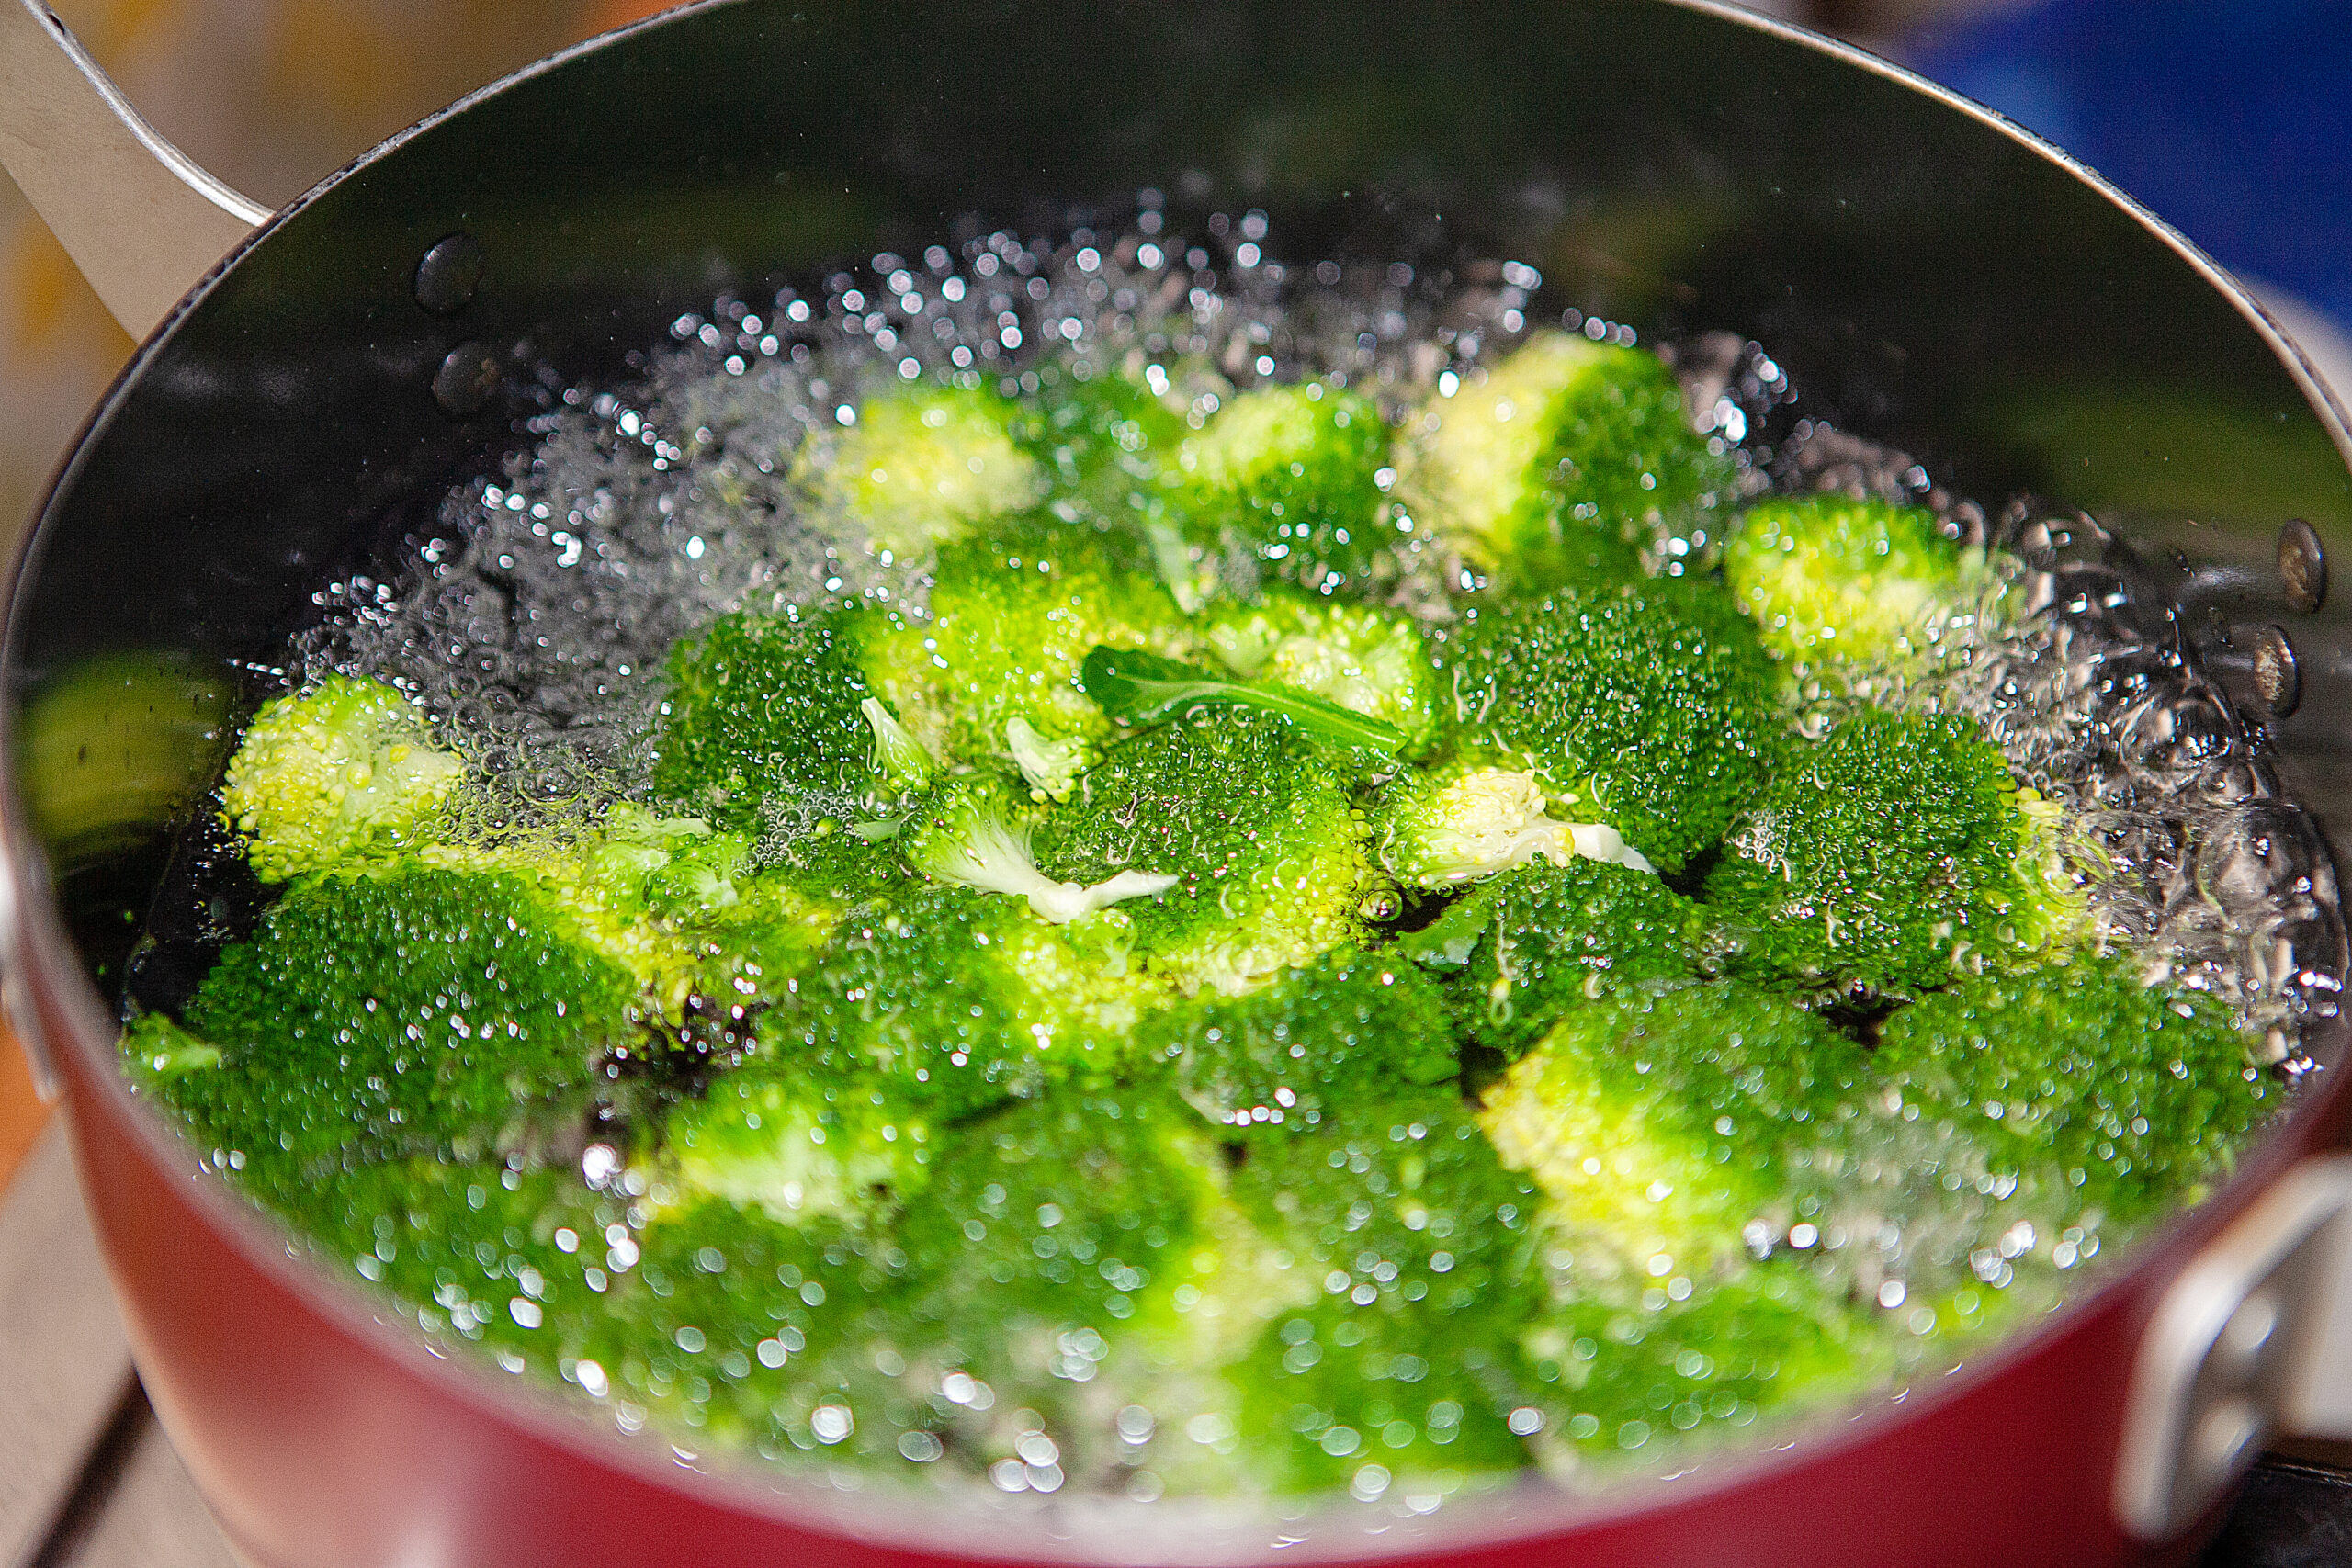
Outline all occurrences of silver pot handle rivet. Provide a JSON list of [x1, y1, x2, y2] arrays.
[[2278, 518, 2326, 614], [2254, 626, 2301, 717]]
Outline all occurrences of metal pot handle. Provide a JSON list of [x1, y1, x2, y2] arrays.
[[0, 0, 266, 340], [2116, 1154, 2352, 1540]]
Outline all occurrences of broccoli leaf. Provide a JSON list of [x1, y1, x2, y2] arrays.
[[1079, 645, 1407, 756]]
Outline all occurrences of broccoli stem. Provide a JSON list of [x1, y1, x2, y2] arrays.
[[1080, 646, 1407, 756]]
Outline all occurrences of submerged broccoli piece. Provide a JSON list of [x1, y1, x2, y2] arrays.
[[1402, 331, 1736, 592], [1403, 857, 1710, 1059], [899, 775, 1175, 923], [1725, 495, 2010, 671], [1159, 380, 1392, 597], [1873, 957, 2271, 1231], [220, 674, 468, 883], [1138, 949, 1460, 1131], [1374, 760, 1656, 888], [1201, 587, 1440, 757], [1432, 584, 1776, 873], [1704, 707, 2084, 997], [1035, 708, 1385, 993], [661, 1060, 937, 1228], [145, 867, 640, 1176], [649, 610, 901, 829], [791, 382, 1046, 557], [848, 518, 1196, 776], [1480, 983, 1869, 1273], [1013, 360, 1194, 523]]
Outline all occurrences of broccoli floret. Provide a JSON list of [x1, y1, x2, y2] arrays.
[[1480, 983, 1869, 1273], [145, 867, 641, 1177], [767, 883, 1162, 1116], [1013, 361, 1194, 522], [1703, 707, 2085, 997], [1138, 949, 1460, 1130], [1159, 381, 1391, 597], [1725, 495, 2011, 671], [1374, 761, 1657, 888], [899, 776, 1176, 923], [1222, 1094, 1547, 1494], [791, 382, 1046, 558], [1035, 708, 1386, 993], [1873, 957, 2272, 1231], [220, 674, 467, 882], [849, 518, 1197, 775], [1403, 858, 1710, 1059], [1202, 587, 1440, 757], [1402, 332, 1735, 592], [1431, 584, 1776, 873], [661, 1060, 936, 1227], [649, 610, 904, 829]]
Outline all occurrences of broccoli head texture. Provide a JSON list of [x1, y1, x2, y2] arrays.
[[1138, 949, 1461, 1132], [1202, 587, 1440, 757], [1034, 707, 1385, 992], [1402, 331, 1735, 592], [1012, 361, 1193, 523], [1703, 707, 2084, 996], [1161, 381, 1391, 596], [1403, 857, 1710, 1060], [155, 867, 640, 1176], [1481, 982, 1870, 1272], [1725, 494, 2010, 671], [791, 382, 1046, 557], [1433, 585, 1776, 873], [662, 1059, 936, 1227], [220, 674, 467, 883]]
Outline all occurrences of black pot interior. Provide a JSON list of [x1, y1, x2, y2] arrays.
[[9, 0, 2350, 1002]]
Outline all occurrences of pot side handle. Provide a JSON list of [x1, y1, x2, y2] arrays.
[[0, 0, 267, 341], [2114, 1155, 2352, 1541]]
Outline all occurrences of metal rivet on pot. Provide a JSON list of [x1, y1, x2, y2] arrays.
[[413, 233, 485, 316], [2278, 518, 2326, 613], [2253, 626, 2301, 716], [432, 341, 502, 418]]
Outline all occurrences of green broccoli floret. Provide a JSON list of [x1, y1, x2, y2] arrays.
[[1374, 760, 1657, 888], [1138, 949, 1460, 1130], [766, 883, 1163, 1116], [143, 867, 641, 1177], [1034, 708, 1386, 993], [1013, 360, 1193, 522], [1202, 586, 1440, 757], [660, 1060, 936, 1227], [219, 674, 467, 883], [1222, 1094, 1547, 1495], [1401, 331, 1736, 592], [848, 518, 1197, 783], [791, 382, 1046, 558], [1703, 707, 2085, 997], [1480, 983, 1869, 1274], [1402, 858, 1710, 1059], [1873, 957, 2272, 1234], [899, 775, 1176, 923], [1159, 380, 1391, 598], [1725, 495, 2011, 671], [1431, 584, 1776, 873], [649, 610, 910, 829]]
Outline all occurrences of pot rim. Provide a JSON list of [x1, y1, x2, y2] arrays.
[[6, 0, 2351, 1559]]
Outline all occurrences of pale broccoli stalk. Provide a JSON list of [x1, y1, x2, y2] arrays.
[[902, 780, 1174, 924], [1378, 762, 1656, 888], [859, 697, 934, 791], [220, 674, 468, 883], [1004, 717, 1094, 803], [1080, 646, 1407, 757]]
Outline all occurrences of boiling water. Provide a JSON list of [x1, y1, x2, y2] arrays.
[[241, 203, 2346, 1508]]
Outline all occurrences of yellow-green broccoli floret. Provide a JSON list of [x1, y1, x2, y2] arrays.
[[1703, 708, 2086, 997], [1202, 586, 1440, 757], [1481, 982, 1869, 1274], [661, 1062, 937, 1228], [220, 674, 467, 883], [791, 382, 1046, 557], [1403, 857, 1711, 1060], [1725, 494, 2011, 671], [138, 867, 641, 1179], [1034, 708, 1386, 993], [1432, 583, 1777, 874], [1402, 331, 1736, 592], [1374, 759, 1657, 889], [1161, 381, 1392, 597]]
